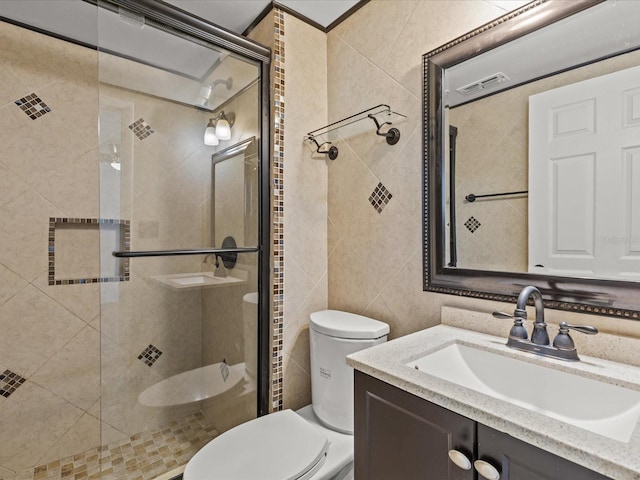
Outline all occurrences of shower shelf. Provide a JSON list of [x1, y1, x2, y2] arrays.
[[304, 104, 406, 160]]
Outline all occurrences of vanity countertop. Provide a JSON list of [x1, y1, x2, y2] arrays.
[[347, 323, 640, 479]]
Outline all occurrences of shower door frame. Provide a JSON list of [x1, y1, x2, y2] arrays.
[[95, 0, 273, 417]]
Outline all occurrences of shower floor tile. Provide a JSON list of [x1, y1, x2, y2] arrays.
[[1, 412, 218, 480]]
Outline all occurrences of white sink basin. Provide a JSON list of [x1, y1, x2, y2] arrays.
[[172, 275, 212, 286], [407, 342, 640, 442], [153, 272, 246, 289]]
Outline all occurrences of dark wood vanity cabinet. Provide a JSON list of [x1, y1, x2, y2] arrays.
[[476, 424, 610, 480], [354, 371, 474, 480], [354, 372, 611, 480]]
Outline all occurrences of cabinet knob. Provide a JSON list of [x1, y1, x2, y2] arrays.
[[474, 460, 500, 480], [447, 449, 472, 470]]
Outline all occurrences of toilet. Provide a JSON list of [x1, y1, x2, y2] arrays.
[[184, 310, 389, 480]]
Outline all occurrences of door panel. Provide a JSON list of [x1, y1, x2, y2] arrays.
[[529, 64, 640, 279], [355, 372, 474, 480], [477, 424, 610, 480]]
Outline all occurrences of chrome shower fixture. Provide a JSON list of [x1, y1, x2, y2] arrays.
[[197, 77, 233, 108]]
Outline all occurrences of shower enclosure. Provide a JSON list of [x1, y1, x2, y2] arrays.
[[0, 1, 270, 479]]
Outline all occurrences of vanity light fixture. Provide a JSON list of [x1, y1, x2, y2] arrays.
[[204, 118, 219, 146], [204, 111, 234, 145], [215, 111, 231, 140]]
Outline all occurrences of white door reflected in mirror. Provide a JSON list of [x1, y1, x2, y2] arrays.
[[529, 64, 640, 281]]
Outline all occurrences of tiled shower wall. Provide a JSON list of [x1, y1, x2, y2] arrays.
[[98, 78, 210, 445], [0, 21, 102, 475], [0, 19, 238, 478], [201, 81, 261, 432]]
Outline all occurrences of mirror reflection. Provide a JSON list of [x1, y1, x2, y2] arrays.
[[212, 137, 259, 248], [441, 0, 640, 282]]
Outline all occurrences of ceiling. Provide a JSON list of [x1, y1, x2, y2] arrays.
[[0, 0, 367, 110], [163, 0, 364, 34]]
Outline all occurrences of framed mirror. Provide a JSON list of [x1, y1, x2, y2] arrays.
[[211, 136, 259, 249], [424, 0, 640, 319]]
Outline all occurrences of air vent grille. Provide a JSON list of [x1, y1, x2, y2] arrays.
[[457, 72, 510, 95]]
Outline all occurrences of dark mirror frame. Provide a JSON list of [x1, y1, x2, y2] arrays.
[[423, 0, 640, 321]]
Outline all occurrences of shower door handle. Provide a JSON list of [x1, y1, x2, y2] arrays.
[[112, 246, 260, 258]]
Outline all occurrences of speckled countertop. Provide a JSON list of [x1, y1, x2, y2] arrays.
[[347, 318, 640, 479]]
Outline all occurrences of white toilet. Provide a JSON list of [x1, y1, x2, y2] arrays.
[[184, 309, 389, 480]]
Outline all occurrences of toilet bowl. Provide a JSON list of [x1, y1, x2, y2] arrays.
[[184, 310, 389, 480]]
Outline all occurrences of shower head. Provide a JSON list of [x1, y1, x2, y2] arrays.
[[196, 77, 233, 108]]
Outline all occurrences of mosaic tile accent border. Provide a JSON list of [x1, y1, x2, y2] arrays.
[[0, 412, 218, 480], [272, 8, 285, 412], [48, 217, 130, 286], [15, 93, 51, 120], [369, 182, 392, 213], [0, 369, 26, 398], [128, 118, 154, 141], [464, 216, 481, 233], [138, 345, 163, 367]]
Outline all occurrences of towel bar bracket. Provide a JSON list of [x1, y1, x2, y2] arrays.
[[368, 114, 400, 145], [307, 136, 339, 160]]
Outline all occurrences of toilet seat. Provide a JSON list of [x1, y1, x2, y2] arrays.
[[184, 409, 329, 480]]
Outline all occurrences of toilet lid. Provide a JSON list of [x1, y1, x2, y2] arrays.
[[184, 409, 329, 480], [310, 310, 389, 339]]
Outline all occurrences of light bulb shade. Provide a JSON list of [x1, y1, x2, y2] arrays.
[[204, 125, 219, 146], [215, 118, 231, 140]]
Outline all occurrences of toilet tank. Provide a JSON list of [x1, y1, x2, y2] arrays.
[[242, 292, 258, 380], [309, 310, 389, 434]]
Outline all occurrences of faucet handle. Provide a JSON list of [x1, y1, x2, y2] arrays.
[[552, 322, 598, 351], [493, 311, 528, 340], [558, 322, 598, 335]]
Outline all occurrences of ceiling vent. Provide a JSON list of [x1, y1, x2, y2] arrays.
[[457, 72, 510, 95]]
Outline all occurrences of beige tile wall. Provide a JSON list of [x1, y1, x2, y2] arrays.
[[279, 14, 329, 411], [249, 9, 331, 412], [97, 78, 211, 448], [0, 18, 245, 476], [201, 82, 261, 431], [324, 0, 640, 344], [0, 21, 101, 474]]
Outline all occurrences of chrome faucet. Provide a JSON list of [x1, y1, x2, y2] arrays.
[[517, 285, 549, 345], [203, 253, 227, 278], [494, 286, 598, 361]]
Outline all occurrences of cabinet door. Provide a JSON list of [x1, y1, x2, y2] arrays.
[[477, 423, 611, 480], [354, 372, 475, 480]]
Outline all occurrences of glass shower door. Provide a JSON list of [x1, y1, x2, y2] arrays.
[[96, 3, 265, 478]]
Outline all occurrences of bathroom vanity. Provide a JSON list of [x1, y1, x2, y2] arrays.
[[355, 372, 609, 480], [348, 321, 640, 480]]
